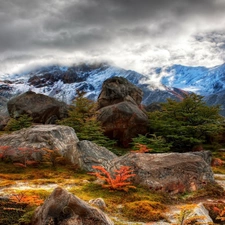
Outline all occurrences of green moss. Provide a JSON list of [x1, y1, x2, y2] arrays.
[[0, 198, 28, 225], [176, 183, 225, 202], [122, 200, 167, 222], [73, 182, 169, 203], [18, 208, 35, 225], [0, 160, 171, 223], [68, 182, 171, 218], [212, 166, 225, 174], [112, 218, 143, 225], [15, 189, 51, 200]]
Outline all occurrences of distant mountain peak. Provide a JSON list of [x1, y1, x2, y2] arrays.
[[1, 62, 225, 116]]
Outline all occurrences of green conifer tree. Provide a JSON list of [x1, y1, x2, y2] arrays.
[[58, 90, 115, 149], [148, 93, 223, 151], [132, 134, 171, 153], [5, 114, 32, 131]]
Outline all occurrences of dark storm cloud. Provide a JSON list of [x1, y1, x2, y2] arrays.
[[61, 0, 224, 25], [0, 0, 225, 74]]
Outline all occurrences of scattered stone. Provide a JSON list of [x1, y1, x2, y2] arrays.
[[31, 187, 114, 225], [193, 203, 213, 224], [89, 198, 106, 210], [165, 203, 213, 224], [0, 125, 216, 195]]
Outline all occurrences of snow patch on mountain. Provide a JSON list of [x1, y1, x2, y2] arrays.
[[160, 63, 225, 95], [1, 64, 153, 104]]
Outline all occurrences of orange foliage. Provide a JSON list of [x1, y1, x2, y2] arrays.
[[13, 163, 27, 168], [10, 193, 44, 206], [41, 147, 63, 167], [0, 145, 41, 167], [216, 206, 225, 221], [0, 146, 11, 159], [0, 146, 11, 151], [132, 143, 151, 153], [90, 165, 136, 191], [211, 158, 224, 167], [213, 206, 220, 213]]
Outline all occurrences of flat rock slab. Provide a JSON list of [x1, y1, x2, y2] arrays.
[[110, 152, 214, 194]]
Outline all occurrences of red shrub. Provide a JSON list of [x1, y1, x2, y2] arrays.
[[90, 165, 136, 191]]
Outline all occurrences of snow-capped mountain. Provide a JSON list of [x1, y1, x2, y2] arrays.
[[160, 63, 225, 95], [0, 63, 184, 111], [0, 62, 225, 116], [158, 63, 225, 115]]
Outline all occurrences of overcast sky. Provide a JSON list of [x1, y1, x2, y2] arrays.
[[0, 0, 225, 75]]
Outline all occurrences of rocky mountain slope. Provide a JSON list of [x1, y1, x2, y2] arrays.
[[160, 63, 225, 115], [0, 62, 225, 115]]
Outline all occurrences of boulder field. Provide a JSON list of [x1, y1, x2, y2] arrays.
[[0, 124, 215, 194], [6, 77, 148, 146]]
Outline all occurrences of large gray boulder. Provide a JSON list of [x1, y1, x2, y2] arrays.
[[7, 91, 68, 124], [77, 140, 117, 171], [32, 187, 114, 225], [0, 125, 79, 164], [110, 151, 215, 194], [0, 125, 117, 169]]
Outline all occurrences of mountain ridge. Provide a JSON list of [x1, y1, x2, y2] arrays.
[[0, 62, 225, 115]]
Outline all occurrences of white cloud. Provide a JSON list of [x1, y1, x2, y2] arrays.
[[0, 0, 225, 75]]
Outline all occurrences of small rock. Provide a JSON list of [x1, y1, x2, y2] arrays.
[[193, 203, 213, 224], [89, 198, 106, 210], [77, 140, 117, 171]]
